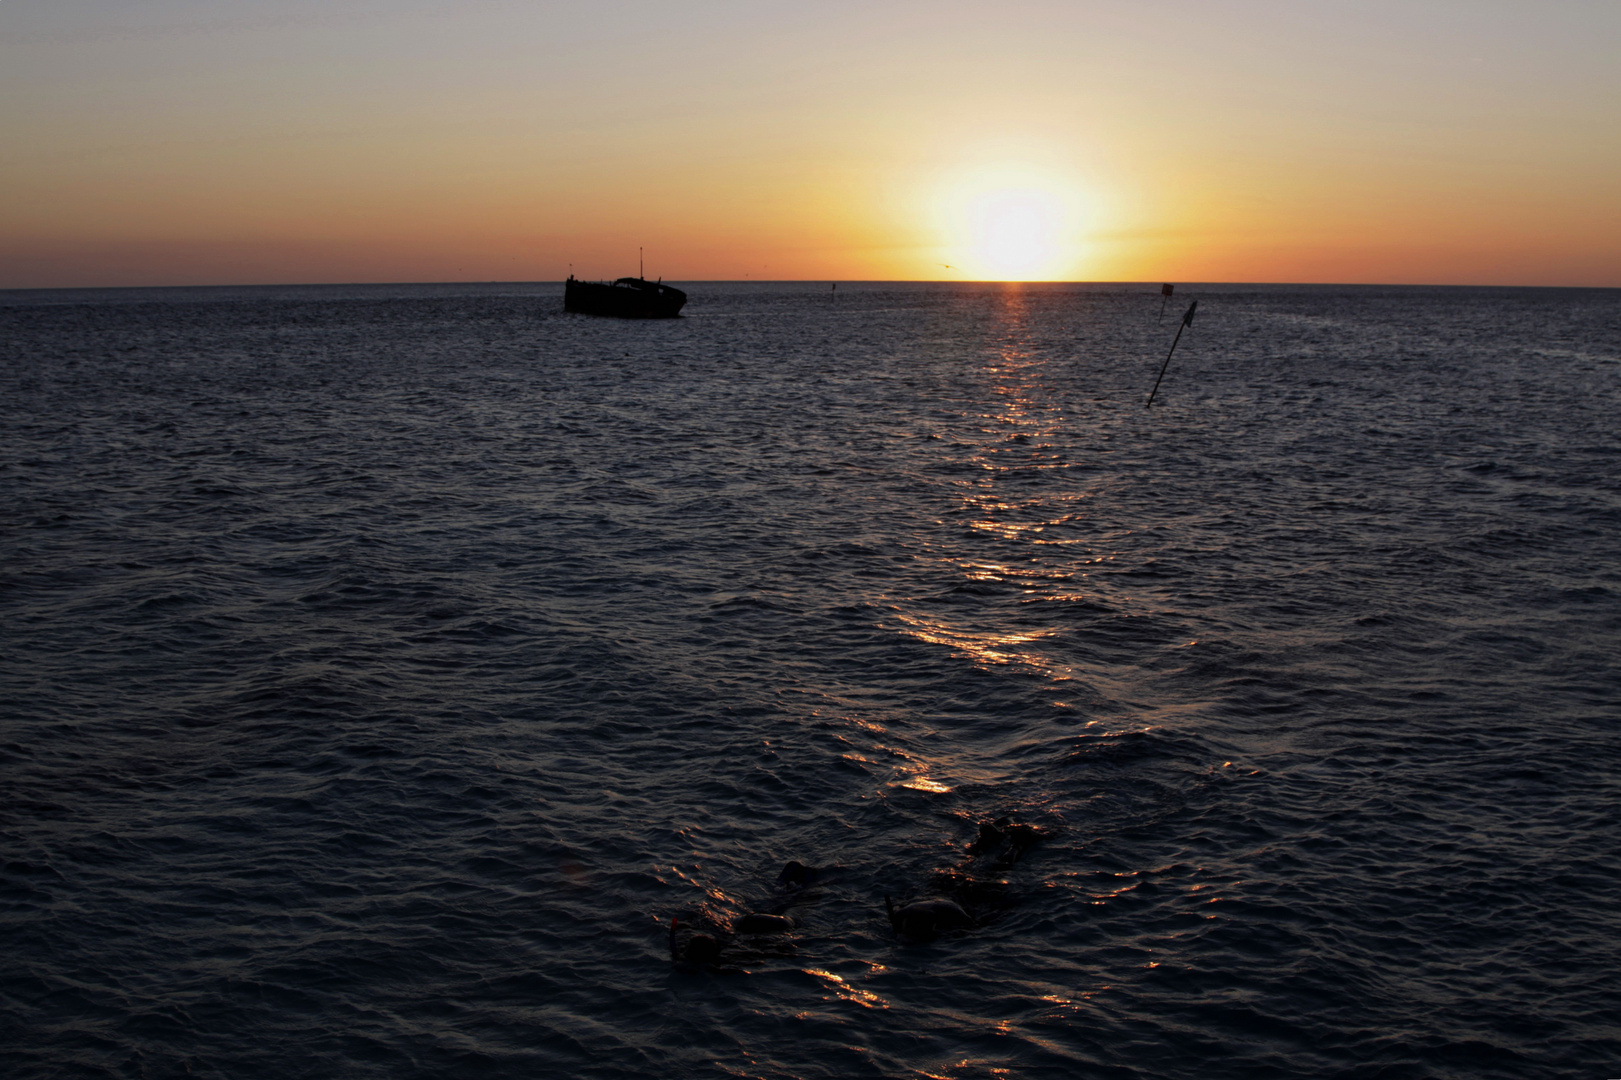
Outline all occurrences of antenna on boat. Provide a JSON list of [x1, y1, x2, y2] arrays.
[[640, 247, 644, 280]]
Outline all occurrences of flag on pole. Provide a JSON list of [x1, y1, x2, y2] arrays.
[[1161, 283, 1174, 296]]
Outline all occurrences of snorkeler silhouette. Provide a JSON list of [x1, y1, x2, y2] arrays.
[[733, 912, 795, 934], [881, 817, 1045, 942], [668, 862, 817, 965], [776, 860, 815, 891], [965, 817, 1043, 866], [668, 919, 724, 965], [884, 895, 973, 940]]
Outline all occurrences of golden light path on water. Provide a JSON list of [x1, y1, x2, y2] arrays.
[[893, 288, 1092, 684], [882, 287, 1124, 800]]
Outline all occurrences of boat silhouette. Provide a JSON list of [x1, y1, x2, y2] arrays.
[[564, 275, 687, 319]]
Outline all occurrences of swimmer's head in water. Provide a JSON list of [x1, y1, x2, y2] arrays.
[[669, 918, 724, 966], [966, 820, 1007, 855], [776, 861, 813, 891], [734, 912, 794, 935], [885, 895, 973, 939], [966, 817, 1042, 862], [681, 934, 722, 964]]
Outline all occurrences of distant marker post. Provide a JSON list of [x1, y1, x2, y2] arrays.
[[1146, 300, 1198, 408]]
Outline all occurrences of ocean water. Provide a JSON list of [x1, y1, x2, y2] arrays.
[[2, 281, 1618, 1080]]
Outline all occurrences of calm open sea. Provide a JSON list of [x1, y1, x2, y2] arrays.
[[2, 281, 1619, 1080]]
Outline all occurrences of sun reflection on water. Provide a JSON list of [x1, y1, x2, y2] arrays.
[[804, 967, 888, 1009], [891, 611, 1068, 678], [896, 775, 953, 794], [888, 293, 1110, 684]]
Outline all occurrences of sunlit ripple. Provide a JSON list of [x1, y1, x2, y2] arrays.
[[889, 610, 1071, 679], [895, 775, 953, 794], [803, 967, 888, 1009]]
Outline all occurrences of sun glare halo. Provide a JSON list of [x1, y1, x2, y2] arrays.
[[934, 165, 1092, 280]]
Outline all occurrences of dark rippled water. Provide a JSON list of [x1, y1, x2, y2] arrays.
[[3, 281, 1619, 1080]]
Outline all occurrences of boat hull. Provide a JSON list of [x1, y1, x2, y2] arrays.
[[564, 277, 687, 318]]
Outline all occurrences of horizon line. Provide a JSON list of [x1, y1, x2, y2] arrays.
[[5, 278, 1619, 295]]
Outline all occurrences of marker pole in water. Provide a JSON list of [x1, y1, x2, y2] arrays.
[[1146, 300, 1198, 408], [1159, 282, 1174, 320]]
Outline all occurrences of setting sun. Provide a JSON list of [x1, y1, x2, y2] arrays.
[[933, 165, 1093, 281]]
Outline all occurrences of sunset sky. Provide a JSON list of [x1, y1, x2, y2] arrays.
[[2, 0, 1617, 288]]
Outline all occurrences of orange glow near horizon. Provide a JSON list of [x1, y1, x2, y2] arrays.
[[0, 2, 1616, 289]]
